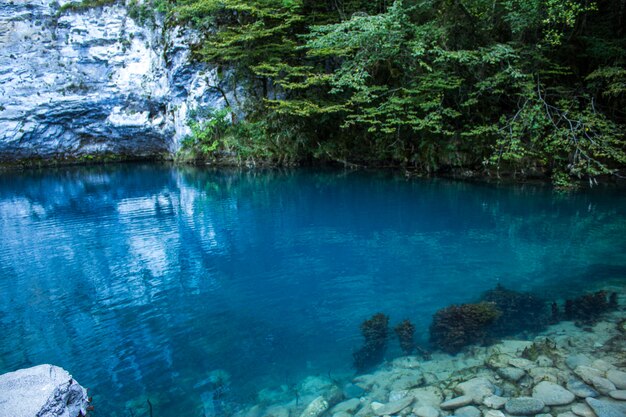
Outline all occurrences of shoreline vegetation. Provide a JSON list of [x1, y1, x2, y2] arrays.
[[4, 0, 626, 187], [2, 157, 625, 190]]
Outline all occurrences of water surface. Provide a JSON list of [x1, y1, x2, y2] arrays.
[[0, 165, 625, 416]]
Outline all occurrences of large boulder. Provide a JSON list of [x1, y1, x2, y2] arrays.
[[0, 364, 89, 417]]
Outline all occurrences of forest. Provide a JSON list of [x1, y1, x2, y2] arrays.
[[158, 0, 626, 185]]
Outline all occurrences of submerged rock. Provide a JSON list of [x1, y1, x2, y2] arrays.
[[482, 395, 507, 409], [455, 405, 481, 417], [609, 389, 626, 400], [504, 397, 545, 415], [566, 378, 599, 398], [372, 396, 414, 416], [586, 397, 626, 417], [497, 367, 526, 382], [440, 395, 473, 410], [299, 396, 328, 417], [483, 411, 505, 417], [0, 364, 89, 417], [532, 381, 575, 406], [566, 354, 593, 370], [331, 398, 361, 414], [571, 402, 597, 417], [413, 405, 440, 417], [456, 377, 496, 403], [590, 376, 617, 395], [607, 369, 626, 390]]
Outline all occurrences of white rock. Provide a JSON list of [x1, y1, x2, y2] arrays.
[[0, 364, 89, 417]]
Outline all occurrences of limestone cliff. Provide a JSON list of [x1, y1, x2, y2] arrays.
[[0, 0, 226, 162]]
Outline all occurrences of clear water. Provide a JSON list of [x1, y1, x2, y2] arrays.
[[0, 165, 625, 416]]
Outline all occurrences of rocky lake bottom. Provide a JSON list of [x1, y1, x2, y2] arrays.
[[228, 287, 625, 417]]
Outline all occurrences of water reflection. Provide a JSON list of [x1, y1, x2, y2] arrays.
[[0, 165, 624, 416]]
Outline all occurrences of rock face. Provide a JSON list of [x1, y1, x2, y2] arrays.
[[0, 0, 229, 161], [0, 364, 89, 417]]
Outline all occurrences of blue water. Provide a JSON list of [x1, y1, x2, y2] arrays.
[[0, 165, 625, 416]]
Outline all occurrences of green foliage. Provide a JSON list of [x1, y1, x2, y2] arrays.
[[170, 0, 626, 183], [181, 107, 232, 157]]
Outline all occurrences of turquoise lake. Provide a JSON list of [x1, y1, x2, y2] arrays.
[[0, 165, 625, 416]]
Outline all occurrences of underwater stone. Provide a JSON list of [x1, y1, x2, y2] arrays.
[[440, 395, 473, 410], [504, 397, 545, 415], [586, 397, 626, 417], [536, 355, 555, 368], [0, 364, 89, 417], [556, 412, 578, 417], [264, 405, 289, 417], [497, 367, 526, 382], [413, 405, 440, 417], [528, 367, 562, 385], [607, 369, 626, 390], [373, 395, 414, 416], [332, 412, 351, 417], [592, 360, 615, 373], [343, 383, 366, 398], [532, 381, 575, 406], [590, 376, 616, 395], [455, 405, 481, 417], [566, 354, 593, 370], [509, 358, 535, 370], [609, 390, 626, 400], [566, 378, 599, 398], [456, 377, 496, 403], [483, 411, 505, 417], [408, 386, 444, 407], [574, 366, 605, 385], [331, 398, 362, 414], [482, 395, 507, 409], [571, 402, 597, 417], [299, 396, 329, 417]]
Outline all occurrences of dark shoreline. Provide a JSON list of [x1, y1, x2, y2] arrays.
[[1, 156, 625, 189]]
